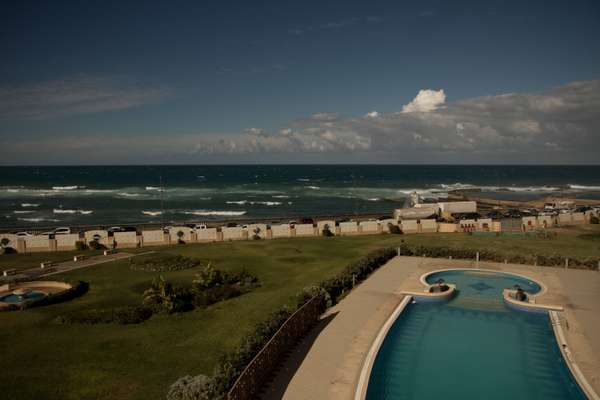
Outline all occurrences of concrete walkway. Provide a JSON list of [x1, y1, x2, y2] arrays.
[[7, 252, 135, 280], [264, 256, 600, 400]]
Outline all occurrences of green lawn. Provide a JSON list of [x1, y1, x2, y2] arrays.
[[1, 226, 599, 400]]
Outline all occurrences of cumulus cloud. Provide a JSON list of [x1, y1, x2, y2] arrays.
[[0, 76, 170, 120], [401, 89, 446, 113], [2, 80, 599, 164]]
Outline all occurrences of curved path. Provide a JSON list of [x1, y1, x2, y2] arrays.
[[262, 256, 600, 400]]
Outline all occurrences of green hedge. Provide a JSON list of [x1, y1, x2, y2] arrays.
[[397, 244, 600, 270]]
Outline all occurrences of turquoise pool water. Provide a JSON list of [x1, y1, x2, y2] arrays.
[[366, 269, 586, 400], [0, 291, 46, 303]]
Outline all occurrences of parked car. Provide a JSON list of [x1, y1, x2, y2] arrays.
[[300, 217, 314, 224], [53, 227, 71, 235], [107, 226, 124, 233], [226, 222, 238, 228], [192, 224, 207, 230]]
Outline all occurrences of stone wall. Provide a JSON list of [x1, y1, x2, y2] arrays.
[[339, 221, 358, 235], [271, 224, 291, 238], [113, 232, 138, 248], [222, 227, 245, 241], [420, 219, 438, 233], [142, 230, 166, 246], [295, 224, 315, 237], [56, 234, 80, 250], [197, 228, 218, 242]]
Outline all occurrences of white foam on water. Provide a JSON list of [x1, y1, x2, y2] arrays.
[[21, 203, 40, 207], [13, 210, 35, 214], [306, 186, 320, 190], [52, 185, 81, 190], [142, 211, 163, 216], [273, 195, 290, 198], [18, 217, 60, 222], [183, 210, 247, 216], [53, 209, 93, 215], [568, 184, 600, 190]]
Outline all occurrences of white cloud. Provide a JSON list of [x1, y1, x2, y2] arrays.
[[365, 111, 379, 118], [401, 89, 446, 113]]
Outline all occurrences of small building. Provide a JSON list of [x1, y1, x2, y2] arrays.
[[438, 201, 477, 214]]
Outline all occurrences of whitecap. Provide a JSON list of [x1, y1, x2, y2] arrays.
[[53, 209, 93, 215], [13, 210, 35, 214], [21, 203, 40, 207], [227, 200, 248, 205], [272, 195, 290, 198], [145, 186, 162, 191], [18, 217, 60, 222], [142, 211, 163, 216], [568, 184, 600, 190], [306, 186, 320, 190], [52, 185, 80, 190], [183, 210, 247, 216], [297, 178, 311, 182]]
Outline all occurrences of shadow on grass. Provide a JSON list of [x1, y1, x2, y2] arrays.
[[259, 311, 339, 400]]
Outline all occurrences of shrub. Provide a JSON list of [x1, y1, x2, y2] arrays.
[[387, 223, 402, 234], [75, 241, 88, 251], [167, 374, 213, 400], [252, 227, 262, 240], [88, 240, 107, 250], [590, 216, 599, 224], [297, 285, 331, 312], [142, 276, 188, 314], [321, 224, 334, 237], [193, 284, 242, 307], [192, 264, 225, 290]]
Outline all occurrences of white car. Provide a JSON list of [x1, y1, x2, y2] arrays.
[[192, 224, 207, 230], [15, 232, 33, 237], [53, 227, 71, 235]]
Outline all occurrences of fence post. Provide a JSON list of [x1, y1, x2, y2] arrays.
[[565, 258, 569, 270], [397, 247, 401, 256], [476, 251, 480, 268], [352, 274, 356, 287]]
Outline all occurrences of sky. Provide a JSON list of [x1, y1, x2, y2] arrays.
[[0, 0, 599, 165]]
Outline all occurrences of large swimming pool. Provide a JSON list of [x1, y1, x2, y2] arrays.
[[365, 269, 587, 400]]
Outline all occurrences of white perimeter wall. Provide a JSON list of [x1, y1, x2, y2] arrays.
[[170, 226, 194, 242], [317, 220, 335, 235], [197, 228, 218, 241], [0, 234, 18, 248], [339, 221, 358, 235], [359, 221, 379, 233], [420, 219, 438, 232], [113, 231, 138, 246], [271, 224, 291, 238], [247, 224, 268, 239], [142, 230, 165, 245], [25, 235, 50, 251], [56, 234, 80, 249], [295, 224, 315, 236], [402, 220, 418, 233], [222, 227, 244, 240]]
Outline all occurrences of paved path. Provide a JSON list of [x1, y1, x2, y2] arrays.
[[264, 256, 600, 400], [7, 252, 136, 280]]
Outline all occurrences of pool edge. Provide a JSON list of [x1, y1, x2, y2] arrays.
[[354, 294, 412, 400]]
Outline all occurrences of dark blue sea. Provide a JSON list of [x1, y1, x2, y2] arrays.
[[1, 165, 599, 229]]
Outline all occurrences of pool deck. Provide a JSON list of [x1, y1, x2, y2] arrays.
[[262, 256, 600, 400]]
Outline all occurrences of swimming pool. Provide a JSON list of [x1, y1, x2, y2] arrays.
[[365, 269, 587, 400]]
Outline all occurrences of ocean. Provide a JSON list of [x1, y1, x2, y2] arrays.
[[1, 165, 599, 229]]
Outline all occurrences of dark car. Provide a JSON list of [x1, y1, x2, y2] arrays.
[[300, 218, 314, 225]]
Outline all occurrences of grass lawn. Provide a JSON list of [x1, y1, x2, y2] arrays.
[[0, 226, 599, 400]]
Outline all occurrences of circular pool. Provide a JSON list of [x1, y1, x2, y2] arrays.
[[0, 290, 47, 304]]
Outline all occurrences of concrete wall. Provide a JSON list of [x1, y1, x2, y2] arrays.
[[170, 226, 194, 242], [295, 224, 315, 237], [401, 220, 418, 233], [271, 224, 291, 238], [0, 234, 18, 249], [113, 231, 138, 248], [84, 230, 112, 247], [459, 219, 477, 232], [56, 234, 80, 250], [572, 212, 585, 223], [522, 217, 537, 231], [538, 215, 554, 228], [476, 218, 493, 232], [317, 220, 335, 236], [247, 224, 268, 239], [339, 221, 358, 235], [222, 227, 245, 241], [197, 228, 218, 242], [359, 221, 379, 233], [420, 219, 438, 233], [142, 230, 166, 246], [558, 213, 574, 225], [438, 223, 458, 233], [24, 235, 51, 252]]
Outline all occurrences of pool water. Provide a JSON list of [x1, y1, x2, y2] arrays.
[[0, 291, 46, 303], [366, 270, 586, 400]]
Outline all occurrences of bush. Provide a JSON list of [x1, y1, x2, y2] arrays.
[[590, 216, 599, 224], [75, 241, 88, 251], [130, 254, 203, 272], [387, 223, 402, 234], [297, 285, 331, 312], [167, 374, 213, 400], [88, 240, 107, 250], [193, 284, 243, 307], [142, 276, 189, 314], [321, 224, 334, 237]]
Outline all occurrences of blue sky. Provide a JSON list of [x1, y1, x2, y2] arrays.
[[1, 0, 599, 164]]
